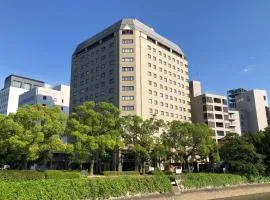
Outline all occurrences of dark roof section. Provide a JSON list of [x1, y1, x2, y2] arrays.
[[73, 18, 184, 57], [5, 74, 45, 84]]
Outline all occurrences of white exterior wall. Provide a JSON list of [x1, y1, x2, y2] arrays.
[[0, 86, 28, 115], [228, 110, 241, 135], [19, 85, 70, 116], [235, 89, 268, 133]]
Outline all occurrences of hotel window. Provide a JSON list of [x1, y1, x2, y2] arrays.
[[122, 39, 133, 44], [122, 48, 134, 53], [159, 51, 161, 55], [154, 82, 157, 87], [160, 93, 164, 97], [148, 71, 152, 76], [148, 63, 151, 68], [24, 83, 31, 90], [155, 109, 158, 114], [149, 108, 153, 113], [122, 76, 134, 81], [154, 91, 157, 96], [148, 80, 152, 85], [122, 30, 133, 35], [122, 67, 134, 71], [122, 57, 134, 62], [147, 45, 151, 50], [122, 96, 134, 101], [160, 102, 164, 106], [161, 111, 164, 116], [149, 99, 152, 104], [153, 48, 156, 52], [13, 81, 22, 88], [153, 56, 156, 61], [122, 86, 134, 91], [149, 90, 152, 94], [148, 54, 151, 59], [153, 65, 157, 69], [154, 100, 158, 105], [122, 106, 134, 111]]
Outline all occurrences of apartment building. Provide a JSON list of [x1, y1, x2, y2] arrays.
[[234, 89, 269, 133], [70, 18, 191, 121], [227, 88, 247, 109], [0, 74, 44, 115], [190, 81, 241, 141], [228, 110, 241, 135], [19, 85, 70, 116]]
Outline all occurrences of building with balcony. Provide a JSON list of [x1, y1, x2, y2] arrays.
[[19, 84, 70, 116], [0, 74, 44, 115], [190, 81, 241, 141], [227, 88, 247, 109], [70, 18, 191, 122], [228, 110, 241, 135]]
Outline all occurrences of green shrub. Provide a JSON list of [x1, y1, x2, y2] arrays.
[[88, 175, 172, 199], [0, 175, 172, 200], [0, 178, 90, 200], [179, 173, 248, 190], [45, 170, 81, 179], [0, 170, 45, 181], [103, 170, 140, 176]]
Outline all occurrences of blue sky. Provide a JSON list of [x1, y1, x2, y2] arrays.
[[0, 0, 270, 96]]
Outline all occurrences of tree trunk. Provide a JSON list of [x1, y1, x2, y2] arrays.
[[142, 161, 146, 175], [79, 160, 82, 170], [89, 158, 94, 176], [135, 156, 139, 172], [112, 148, 117, 171], [117, 148, 122, 172]]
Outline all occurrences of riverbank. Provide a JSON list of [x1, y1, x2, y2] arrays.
[[125, 183, 270, 200]]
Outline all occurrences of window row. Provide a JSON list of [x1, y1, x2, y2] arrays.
[[148, 79, 189, 91], [149, 108, 189, 120], [149, 98, 189, 111], [148, 63, 188, 75]]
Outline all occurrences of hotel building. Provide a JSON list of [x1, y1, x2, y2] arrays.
[[70, 18, 191, 121]]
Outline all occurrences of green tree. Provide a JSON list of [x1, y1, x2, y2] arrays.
[[0, 114, 24, 167], [122, 115, 164, 174], [162, 121, 214, 170], [12, 105, 72, 168], [220, 133, 265, 178], [66, 101, 123, 175], [246, 127, 270, 175]]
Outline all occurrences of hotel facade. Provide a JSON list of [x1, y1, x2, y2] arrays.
[[70, 18, 191, 121]]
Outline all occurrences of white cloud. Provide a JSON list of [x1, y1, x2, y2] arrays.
[[242, 65, 254, 73]]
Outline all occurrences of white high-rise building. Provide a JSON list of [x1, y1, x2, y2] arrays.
[[19, 84, 70, 116], [0, 75, 44, 115], [234, 89, 269, 133]]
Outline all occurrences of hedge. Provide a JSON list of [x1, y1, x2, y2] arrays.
[[103, 170, 140, 176], [0, 175, 172, 200], [179, 173, 248, 190], [0, 170, 45, 181], [45, 170, 81, 179]]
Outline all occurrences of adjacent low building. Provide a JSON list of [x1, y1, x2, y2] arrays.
[[190, 81, 241, 141], [0, 74, 44, 115], [19, 84, 70, 116]]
